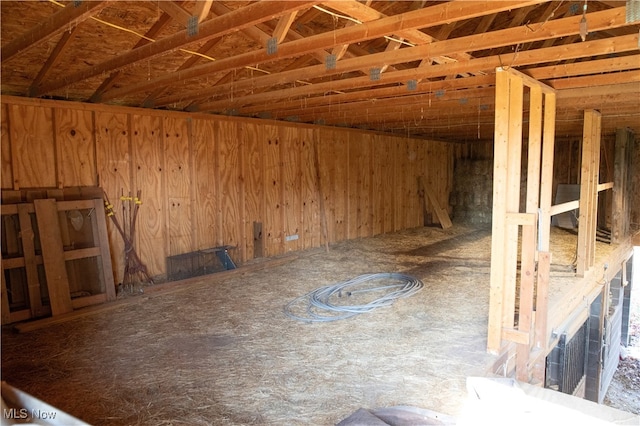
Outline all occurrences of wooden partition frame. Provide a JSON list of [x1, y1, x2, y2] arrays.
[[1, 198, 116, 324], [487, 68, 556, 384]]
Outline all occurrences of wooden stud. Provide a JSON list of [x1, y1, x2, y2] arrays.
[[538, 92, 556, 253], [487, 69, 511, 354], [577, 110, 602, 276], [534, 251, 550, 353], [503, 73, 523, 330]]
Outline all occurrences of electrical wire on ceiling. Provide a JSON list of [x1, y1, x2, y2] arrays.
[[284, 272, 424, 322]]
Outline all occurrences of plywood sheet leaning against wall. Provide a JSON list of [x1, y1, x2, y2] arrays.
[[1, 96, 459, 281]]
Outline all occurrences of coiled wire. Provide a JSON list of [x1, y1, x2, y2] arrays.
[[284, 272, 424, 322]]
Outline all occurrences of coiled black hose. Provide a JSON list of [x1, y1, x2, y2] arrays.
[[284, 272, 424, 322]]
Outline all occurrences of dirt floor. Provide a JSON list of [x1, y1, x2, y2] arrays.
[[1, 224, 638, 425]]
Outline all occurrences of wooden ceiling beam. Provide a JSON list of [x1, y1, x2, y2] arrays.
[[241, 53, 640, 117], [288, 93, 640, 130], [273, 12, 298, 43], [1, 1, 107, 62], [557, 81, 640, 99], [155, 1, 192, 27], [30, 0, 322, 97], [187, 7, 632, 106], [240, 74, 495, 116], [525, 55, 640, 81], [100, 0, 541, 102], [325, 0, 479, 67], [193, 0, 213, 23], [88, 8, 177, 103], [548, 70, 640, 90], [193, 33, 638, 112], [141, 37, 224, 107], [28, 26, 79, 96]]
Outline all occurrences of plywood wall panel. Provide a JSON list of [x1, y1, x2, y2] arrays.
[[55, 108, 96, 187], [131, 114, 165, 276], [192, 119, 218, 251], [301, 129, 320, 249], [217, 120, 241, 261], [406, 139, 421, 228], [281, 126, 302, 253], [2, 96, 464, 279], [263, 125, 283, 257], [241, 123, 264, 260], [94, 111, 131, 283], [371, 135, 385, 235], [8, 104, 56, 188], [164, 117, 192, 256], [347, 133, 373, 239], [322, 129, 348, 243], [1, 105, 13, 189]]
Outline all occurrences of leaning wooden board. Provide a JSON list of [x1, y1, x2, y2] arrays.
[[34, 199, 74, 316]]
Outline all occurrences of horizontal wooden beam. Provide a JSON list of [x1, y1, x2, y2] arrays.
[[502, 328, 530, 345], [165, 7, 631, 107], [1, 1, 107, 62], [598, 182, 614, 192], [549, 200, 580, 216], [505, 212, 537, 226], [193, 33, 639, 112], [104, 1, 549, 103], [32, 1, 322, 97]]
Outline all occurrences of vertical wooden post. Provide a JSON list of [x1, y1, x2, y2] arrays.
[[516, 85, 542, 382], [487, 69, 511, 353], [538, 92, 556, 253], [503, 75, 523, 330], [577, 110, 602, 276]]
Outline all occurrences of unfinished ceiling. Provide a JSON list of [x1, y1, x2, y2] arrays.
[[1, 0, 639, 144]]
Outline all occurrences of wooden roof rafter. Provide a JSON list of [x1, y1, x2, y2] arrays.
[[184, 7, 633, 111], [1, 0, 637, 144]]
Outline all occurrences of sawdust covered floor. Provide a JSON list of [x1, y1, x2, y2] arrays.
[[1, 224, 580, 425]]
